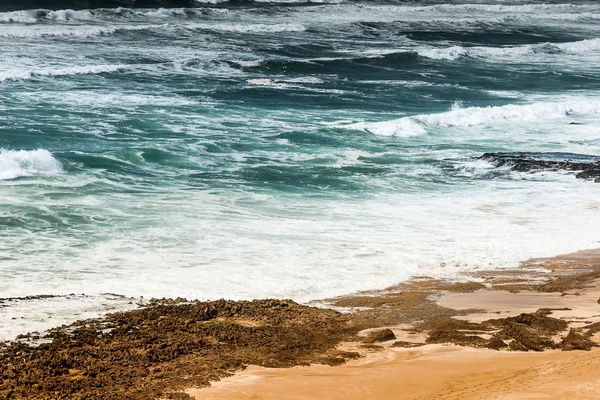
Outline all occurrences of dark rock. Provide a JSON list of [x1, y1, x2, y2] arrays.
[[498, 321, 555, 351], [508, 310, 568, 333], [577, 164, 600, 179], [561, 329, 595, 351], [426, 329, 488, 347], [478, 152, 600, 180], [0, 299, 358, 400], [363, 328, 396, 343], [584, 322, 600, 336], [391, 341, 425, 348], [420, 310, 568, 352], [359, 344, 384, 350], [508, 340, 529, 352], [422, 318, 492, 348], [489, 310, 566, 352], [487, 335, 507, 350]]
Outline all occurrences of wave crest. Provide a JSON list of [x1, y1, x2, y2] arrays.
[[0, 65, 126, 82], [346, 98, 600, 136], [418, 38, 600, 61], [0, 149, 63, 180]]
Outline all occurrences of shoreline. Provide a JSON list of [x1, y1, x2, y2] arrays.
[[191, 248, 600, 399], [2, 248, 600, 399]]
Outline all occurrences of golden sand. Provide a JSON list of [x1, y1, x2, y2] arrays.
[[190, 251, 600, 400], [190, 346, 600, 400]]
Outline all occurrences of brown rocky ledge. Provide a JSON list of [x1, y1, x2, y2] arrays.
[[2, 249, 600, 399], [0, 299, 361, 400]]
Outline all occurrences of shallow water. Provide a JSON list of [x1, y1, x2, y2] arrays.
[[1, 0, 600, 339]]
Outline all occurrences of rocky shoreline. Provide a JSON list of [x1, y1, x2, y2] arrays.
[[478, 152, 600, 181], [2, 249, 600, 399], [0, 299, 358, 399]]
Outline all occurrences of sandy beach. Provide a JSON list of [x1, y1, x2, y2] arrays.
[[3, 1, 600, 398], [191, 249, 600, 400], [3, 248, 600, 399], [191, 347, 600, 400]]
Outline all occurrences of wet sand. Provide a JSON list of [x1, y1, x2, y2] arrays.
[[190, 250, 600, 400]]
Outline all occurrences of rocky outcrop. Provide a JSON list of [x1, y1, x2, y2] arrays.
[[363, 328, 396, 343], [0, 299, 358, 400], [479, 152, 600, 180]]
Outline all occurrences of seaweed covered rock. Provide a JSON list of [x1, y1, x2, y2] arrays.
[[487, 335, 507, 351], [560, 329, 595, 351], [424, 318, 491, 348], [421, 310, 569, 351], [363, 329, 396, 343], [0, 299, 357, 400]]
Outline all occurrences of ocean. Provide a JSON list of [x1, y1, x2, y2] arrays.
[[1, 0, 599, 340]]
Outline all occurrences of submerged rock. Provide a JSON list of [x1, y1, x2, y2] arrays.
[[479, 152, 600, 180]]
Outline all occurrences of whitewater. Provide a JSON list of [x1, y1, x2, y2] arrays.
[[1, 0, 600, 340]]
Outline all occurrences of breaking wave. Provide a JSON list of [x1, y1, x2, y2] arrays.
[[0, 149, 63, 180], [418, 38, 600, 61], [347, 98, 600, 136], [0, 64, 126, 82], [194, 22, 306, 33]]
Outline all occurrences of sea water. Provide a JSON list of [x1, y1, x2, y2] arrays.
[[1, 0, 600, 340]]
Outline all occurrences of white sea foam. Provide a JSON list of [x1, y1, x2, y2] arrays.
[[417, 38, 600, 61], [0, 7, 232, 24], [419, 99, 600, 127], [0, 21, 305, 39], [0, 65, 126, 82], [0, 149, 63, 180], [0, 10, 39, 23], [303, 2, 600, 31], [555, 38, 600, 54], [0, 2, 596, 29], [0, 9, 100, 23], [418, 46, 468, 60], [2, 173, 600, 340], [0, 24, 112, 38], [199, 23, 307, 33], [0, 23, 160, 38], [331, 149, 374, 168], [358, 3, 599, 15], [19, 91, 199, 107], [348, 98, 600, 136], [1, 0, 600, 341], [231, 59, 262, 67], [348, 118, 427, 137], [0, 295, 139, 341], [284, 76, 325, 84], [43, 9, 96, 21], [247, 78, 275, 86]]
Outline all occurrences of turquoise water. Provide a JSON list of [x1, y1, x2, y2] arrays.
[[1, 0, 600, 339]]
